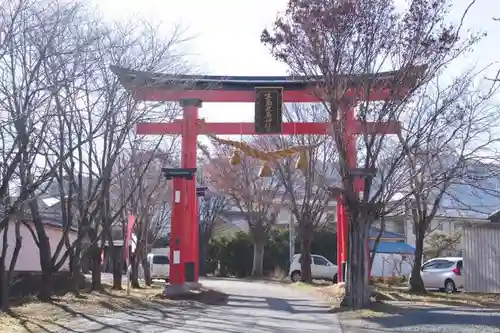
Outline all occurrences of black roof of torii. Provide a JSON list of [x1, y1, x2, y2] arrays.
[[109, 65, 427, 91]]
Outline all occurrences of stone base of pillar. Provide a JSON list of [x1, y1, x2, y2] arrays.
[[163, 283, 191, 296], [185, 282, 203, 290]]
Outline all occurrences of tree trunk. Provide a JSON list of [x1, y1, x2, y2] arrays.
[[341, 219, 371, 309], [199, 241, 208, 277], [39, 257, 53, 301], [0, 222, 10, 311], [409, 224, 426, 294], [0, 221, 22, 311], [198, 224, 212, 277], [70, 247, 82, 295], [252, 241, 265, 278], [111, 245, 123, 290], [141, 257, 152, 286], [38, 235, 54, 301], [90, 244, 102, 290], [0, 256, 7, 311], [300, 233, 313, 283], [130, 254, 141, 288]]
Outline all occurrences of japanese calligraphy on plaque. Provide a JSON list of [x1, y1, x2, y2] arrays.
[[254, 87, 283, 134]]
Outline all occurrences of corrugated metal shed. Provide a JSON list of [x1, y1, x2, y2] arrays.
[[463, 222, 500, 293]]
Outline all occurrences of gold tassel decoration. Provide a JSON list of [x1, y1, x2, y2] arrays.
[[229, 150, 242, 166], [258, 162, 273, 177], [295, 151, 308, 171]]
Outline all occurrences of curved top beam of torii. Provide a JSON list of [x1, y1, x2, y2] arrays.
[[109, 65, 427, 103]]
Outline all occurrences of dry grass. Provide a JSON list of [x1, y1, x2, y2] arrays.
[[291, 279, 500, 317], [291, 280, 345, 301], [0, 283, 169, 333], [293, 278, 500, 307], [375, 283, 500, 307]]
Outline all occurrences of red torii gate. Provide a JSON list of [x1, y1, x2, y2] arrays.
[[111, 66, 423, 288]]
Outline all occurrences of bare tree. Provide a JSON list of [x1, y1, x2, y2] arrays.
[[398, 70, 500, 293], [205, 148, 281, 277], [0, 0, 97, 302], [196, 146, 229, 276], [423, 230, 461, 260], [32, 3, 189, 293], [256, 105, 337, 283], [112, 145, 175, 288], [0, 0, 37, 310], [261, 0, 481, 308], [369, 159, 412, 273]]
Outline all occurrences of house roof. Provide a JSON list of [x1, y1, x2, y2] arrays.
[[488, 209, 500, 222], [36, 216, 77, 232], [370, 240, 415, 254]]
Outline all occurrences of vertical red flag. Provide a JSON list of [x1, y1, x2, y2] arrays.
[[124, 215, 136, 265]]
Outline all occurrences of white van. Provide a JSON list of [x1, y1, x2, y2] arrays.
[[147, 253, 170, 281]]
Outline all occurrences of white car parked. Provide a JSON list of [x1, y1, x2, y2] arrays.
[[412, 257, 464, 293], [289, 254, 338, 282]]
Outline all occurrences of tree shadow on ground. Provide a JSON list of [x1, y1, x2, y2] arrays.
[[333, 301, 500, 331], [3, 288, 231, 333], [4, 287, 343, 333]]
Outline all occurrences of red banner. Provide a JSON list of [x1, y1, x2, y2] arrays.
[[124, 215, 136, 265]]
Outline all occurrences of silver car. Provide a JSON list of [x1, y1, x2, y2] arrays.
[[418, 257, 464, 293]]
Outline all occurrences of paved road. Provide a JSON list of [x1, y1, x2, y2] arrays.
[[58, 276, 500, 332], [54, 277, 343, 333]]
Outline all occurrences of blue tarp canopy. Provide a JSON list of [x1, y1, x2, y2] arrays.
[[370, 240, 415, 254], [369, 227, 405, 240]]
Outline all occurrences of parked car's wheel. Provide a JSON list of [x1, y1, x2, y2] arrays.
[[333, 274, 338, 284], [444, 279, 456, 293], [290, 270, 301, 282]]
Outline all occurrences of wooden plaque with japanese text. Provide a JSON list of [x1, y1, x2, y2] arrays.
[[254, 87, 283, 134]]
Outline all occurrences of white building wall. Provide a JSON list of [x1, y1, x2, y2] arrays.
[[371, 252, 413, 277], [373, 217, 405, 235], [0, 221, 77, 271], [403, 215, 489, 251]]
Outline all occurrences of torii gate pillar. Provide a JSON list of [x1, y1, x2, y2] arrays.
[[180, 98, 202, 285]]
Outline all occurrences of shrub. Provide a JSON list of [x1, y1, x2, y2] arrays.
[[207, 228, 338, 278]]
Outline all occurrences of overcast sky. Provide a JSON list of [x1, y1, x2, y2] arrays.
[[93, 0, 500, 128]]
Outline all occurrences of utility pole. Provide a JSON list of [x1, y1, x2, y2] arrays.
[[289, 213, 295, 263]]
